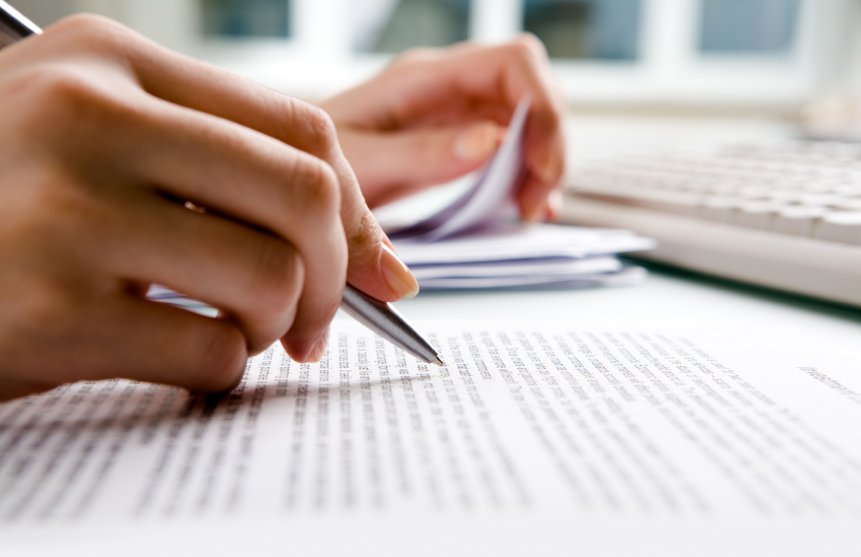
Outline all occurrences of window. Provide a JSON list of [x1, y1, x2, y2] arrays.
[[91, 0, 854, 107], [699, 0, 798, 55], [523, 0, 642, 61], [351, 0, 470, 53], [201, 0, 291, 39]]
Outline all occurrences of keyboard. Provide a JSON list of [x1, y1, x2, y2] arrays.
[[560, 141, 861, 307]]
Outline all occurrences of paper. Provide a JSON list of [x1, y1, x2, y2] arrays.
[[2, 323, 860, 556], [394, 223, 652, 265], [387, 98, 653, 290], [396, 223, 651, 289], [390, 99, 530, 242]]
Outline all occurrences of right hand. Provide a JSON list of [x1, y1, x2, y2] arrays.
[[0, 15, 418, 402]]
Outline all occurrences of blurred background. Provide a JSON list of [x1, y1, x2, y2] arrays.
[[14, 0, 861, 140]]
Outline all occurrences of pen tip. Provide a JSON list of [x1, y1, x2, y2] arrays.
[[433, 357, 445, 367]]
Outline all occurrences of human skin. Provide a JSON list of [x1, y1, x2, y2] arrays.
[[320, 34, 566, 220], [0, 18, 564, 403], [0, 15, 418, 401]]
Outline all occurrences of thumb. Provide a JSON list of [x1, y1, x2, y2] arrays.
[[346, 120, 505, 207], [348, 230, 419, 303], [334, 158, 420, 304]]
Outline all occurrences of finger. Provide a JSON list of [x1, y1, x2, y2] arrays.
[[93, 190, 305, 355], [445, 37, 566, 221], [10, 289, 248, 393], [341, 121, 505, 207], [37, 14, 399, 360], [102, 94, 347, 361], [83, 296, 248, 393], [120, 38, 420, 356], [125, 41, 418, 293], [0, 377, 51, 402], [351, 36, 566, 221]]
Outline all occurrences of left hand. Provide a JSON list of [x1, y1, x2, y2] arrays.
[[320, 35, 566, 221]]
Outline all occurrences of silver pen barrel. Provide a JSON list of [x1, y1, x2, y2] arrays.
[[341, 285, 443, 366], [0, 1, 41, 48]]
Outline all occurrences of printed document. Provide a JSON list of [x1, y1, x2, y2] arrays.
[[2, 322, 859, 556]]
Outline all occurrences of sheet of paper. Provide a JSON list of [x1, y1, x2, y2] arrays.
[[394, 224, 652, 290], [394, 223, 654, 265], [410, 255, 621, 280], [3, 323, 859, 556], [385, 97, 653, 290], [390, 99, 530, 241], [413, 266, 646, 290]]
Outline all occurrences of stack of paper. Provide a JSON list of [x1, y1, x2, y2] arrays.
[[387, 100, 653, 291]]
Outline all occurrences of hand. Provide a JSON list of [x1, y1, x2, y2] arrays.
[[320, 35, 566, 220], [0, 15, 418, 401]]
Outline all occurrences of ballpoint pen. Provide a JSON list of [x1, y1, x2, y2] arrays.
[[0, 0, 444, 366], [342, 284, 443, 366], [0, 0, 38, 46]]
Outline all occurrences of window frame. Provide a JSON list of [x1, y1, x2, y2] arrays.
[[81, 0, 856, 107]]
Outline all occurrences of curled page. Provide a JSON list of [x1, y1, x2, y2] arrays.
[[390, 98, 531, 241]]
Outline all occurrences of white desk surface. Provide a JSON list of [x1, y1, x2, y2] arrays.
[[387, 266, 860, 361]]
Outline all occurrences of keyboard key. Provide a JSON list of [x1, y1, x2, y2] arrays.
[[800, 193, 845, 207], [813, 212, 861, 245], [735, 202, 780, 229], [772, 206, 825, 236], [834, 198, 861, 211], [700, 196, 738, 223]]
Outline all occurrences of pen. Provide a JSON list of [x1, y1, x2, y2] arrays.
[[341, 284, 443, 366], [0, 0, 38, 46], [0, 1, 444, 367]]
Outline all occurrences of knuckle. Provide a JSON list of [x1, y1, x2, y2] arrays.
[[51, 13, 131, 51], [303, 105, 339, 152], [13, 68, 142, 157], [307, 160, 342, 213], [513, 33, 547, 59], [387, 48, 441, 89], [250, 239, 304, 316], [285, 156, 341, 219], [39, 68, 101, 106], [18, 66, 93, 105], [390, 47, 436, 69], [19, 66, 122, 128]]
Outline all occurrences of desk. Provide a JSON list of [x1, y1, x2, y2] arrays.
[[393, 264, 861, 360]]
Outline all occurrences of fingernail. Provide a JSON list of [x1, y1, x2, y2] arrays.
[[454, 124, 501, 162], [380, 243, 420, 299]]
